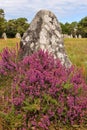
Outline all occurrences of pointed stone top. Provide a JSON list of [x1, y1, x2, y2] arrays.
[[35, 9, 58, 19]]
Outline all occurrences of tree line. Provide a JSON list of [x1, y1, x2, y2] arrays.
[[0, 9, 29, 38], [60, 19, 87, 38], [0, 9, 87, 38]]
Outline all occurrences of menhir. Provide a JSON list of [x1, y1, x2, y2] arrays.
[[20, 10, 71, 68]]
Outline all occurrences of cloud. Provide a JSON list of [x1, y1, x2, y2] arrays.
[[0, 0, 87, 23]]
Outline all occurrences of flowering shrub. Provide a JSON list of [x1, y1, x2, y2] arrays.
[[0, 48, 17, 75], [0, 48, 87, 130]]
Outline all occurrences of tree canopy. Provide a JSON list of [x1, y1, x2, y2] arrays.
[[77, 17, 87, 37], [0, 9, 4, 18], [60, 17, 87, 38], [0, 9, 6, 37], [6, 18, 29, 38]]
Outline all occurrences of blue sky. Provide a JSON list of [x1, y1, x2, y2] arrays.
[[0, 0, 87, 23]]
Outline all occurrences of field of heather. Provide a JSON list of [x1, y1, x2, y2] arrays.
[[0, 38, 87, 130]]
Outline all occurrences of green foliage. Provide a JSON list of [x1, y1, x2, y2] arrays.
[[43, 94, 58, 105], [0, 9, 29, 38], [60, 22, 70, 34], [0, 107, 23, 130], [15, 18, 29, 36], [69, 22, 78, 37], [6, 20, 17, 38], [0, 9, 4, 18], [77, 17, 87, 37], [6, 18, 29, 38], [23, 98, 40, 112], [61, 17, 87, 38], [63, 82, 73, 90], [60, 22, 78, 37], [60, 22, 69, 34], [0, 9, 6, 37]]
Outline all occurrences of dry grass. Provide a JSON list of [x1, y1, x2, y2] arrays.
[[0, 38, 20, 52], [64, 38, 87, 66], [64, 38, 87, 79]]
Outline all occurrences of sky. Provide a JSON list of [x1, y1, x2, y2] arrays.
[[0, 0, 87, 23]]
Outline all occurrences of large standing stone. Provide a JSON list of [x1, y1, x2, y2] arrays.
[[20, 10, 71, 68]]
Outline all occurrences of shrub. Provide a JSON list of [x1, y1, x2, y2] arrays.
[[0, 47, 17, 75], [0, 48, 87, 130]]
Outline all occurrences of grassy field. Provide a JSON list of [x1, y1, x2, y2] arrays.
[[64, 38, 87, 79], [0, 38, 20, 52], [65, 38, 87, 66]]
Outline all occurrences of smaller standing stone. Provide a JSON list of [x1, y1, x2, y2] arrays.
[[78, 34, 82, 38], [2, 32, 7, 40], [15, 33, 21, 39], [75, 35, 77, 38], [70, 34, 73, 38], [62, 34, 69, 38]]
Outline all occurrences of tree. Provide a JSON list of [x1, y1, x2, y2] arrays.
[[60, 22, 72, 35], [60, 22, 69, 34], [69, 22, 78, 37], [60, 22, 78, 37], [6, 19, 17, 38], [77, 17, 87, 37], [15, 18, 29, 36], [5, 18, 29, 38], [0, 9, 4, 18], [0, 9, 6, 37]]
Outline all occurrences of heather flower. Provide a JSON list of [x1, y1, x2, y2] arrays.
[[0, 48, 87, 129]]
